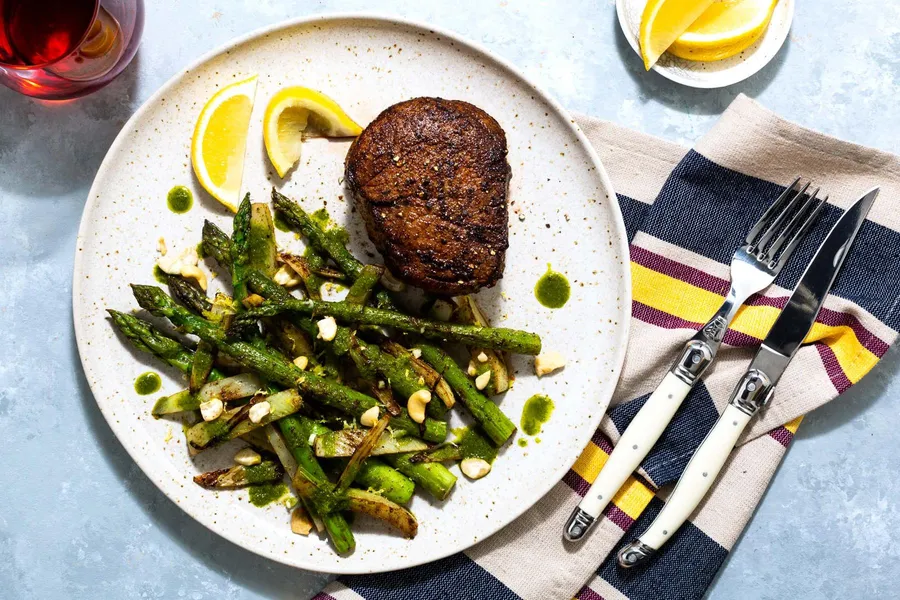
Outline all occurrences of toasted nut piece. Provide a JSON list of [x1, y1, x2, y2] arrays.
[[291, 506, 313, 536], [199, 398, 224, 422], [467, 362, 477, 376], [180, 264, 208, 291], [293, 356, 309, 370], [360, 406, 380, 427], [242, 293, 266, 308], [407, 389, 432, 424], [157, 237, 167, 255], [274, 264, 302, 287], [460, 457, 491, 480], [316, 316, 338, 341], [477, 351, 489, 363], [410, 348, 422, 359], [234, 447, 262, 466], [248, 401, 272, 424], [534, 351, 566, 377], [380, 269, 406, 292], [474, 370, 491, 391]]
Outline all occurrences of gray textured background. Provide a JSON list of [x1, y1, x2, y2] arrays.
[[1, 1, 898, 598]]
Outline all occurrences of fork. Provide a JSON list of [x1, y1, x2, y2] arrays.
[[564, 178, 824, 542]]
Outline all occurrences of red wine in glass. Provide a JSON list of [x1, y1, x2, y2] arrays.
[[0, 0, 143, 100]]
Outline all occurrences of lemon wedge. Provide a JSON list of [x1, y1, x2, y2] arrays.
[[191, 75, 258, 212], [669, 0, 778, 62], [263, 86, 362, 178], [639, 0, 716, 70]]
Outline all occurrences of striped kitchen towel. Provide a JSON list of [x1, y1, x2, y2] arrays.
[[314, 94, 900, 600]]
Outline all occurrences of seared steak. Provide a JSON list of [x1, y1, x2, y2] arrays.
[[345, 97, 510, 295]]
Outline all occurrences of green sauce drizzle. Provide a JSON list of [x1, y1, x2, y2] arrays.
[[134, 372, 161, 395], [453, 426, 499, 463], [521, 394, 555, 436], [167, 185, 193, 214], [273, 212, 292, 232], [152, 265, 168, 284], [534, 264, 570, 308], [248, 482, 290, 507], [518, 438, 528, 448]]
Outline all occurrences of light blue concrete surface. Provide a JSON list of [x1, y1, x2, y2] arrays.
[[1, 1, 899, 598]]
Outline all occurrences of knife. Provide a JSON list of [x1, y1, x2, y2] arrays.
[[617, 187, 879, 568]]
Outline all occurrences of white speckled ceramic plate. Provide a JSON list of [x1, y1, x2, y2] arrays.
[[617, 0, 794, 89], [73, 14, 630, 574]]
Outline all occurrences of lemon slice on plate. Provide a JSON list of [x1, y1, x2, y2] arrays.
[[263, 86, 363, 178], [639, 0, 715, 69], [670, 0, 779, 62], [191, 75, 258, 212]]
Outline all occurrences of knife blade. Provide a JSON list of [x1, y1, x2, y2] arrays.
[[616, 187, 879, 568]]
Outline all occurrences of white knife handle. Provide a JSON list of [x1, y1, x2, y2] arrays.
[[617, 370, 774, 567], [564, 372, 692, 540]]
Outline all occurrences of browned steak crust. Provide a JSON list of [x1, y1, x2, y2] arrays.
[[345, 97, 510, 295]]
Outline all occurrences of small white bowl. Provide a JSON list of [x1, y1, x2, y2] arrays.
[[616, 0, 795, 89]]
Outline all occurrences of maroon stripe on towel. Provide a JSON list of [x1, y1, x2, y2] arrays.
[[603, 504, 635, 530], [768, 426, 794, 447], [815, 343, 853, 393], [631, 244, 890, 357], [563, 469, 590, 497], [576, 585, 606, 600]]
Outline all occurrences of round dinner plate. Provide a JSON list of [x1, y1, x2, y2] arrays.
[[73, 14, 631, 574], [616, 0, 795, 89]]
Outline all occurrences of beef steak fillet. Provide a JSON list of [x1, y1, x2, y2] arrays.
[[345, 97, 511, 295]]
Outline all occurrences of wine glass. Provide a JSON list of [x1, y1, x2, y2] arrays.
[[0, 0, 144, 100]]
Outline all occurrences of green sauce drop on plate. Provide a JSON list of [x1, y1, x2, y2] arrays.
[[248, 482, 290, 507], [134, 372, 161, 395], [167, 185, 193, 214], [152, 265, 168, 284], [534, 264, 570, 308], [518, 438, 528, 448], [453, 426, 499, 463], [521, 394, 555, 436], [273, 212, 292, 232]]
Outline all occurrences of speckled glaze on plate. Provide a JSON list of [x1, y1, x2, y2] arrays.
[[617, 0, 795, 89], [72, 14, 631, 574]]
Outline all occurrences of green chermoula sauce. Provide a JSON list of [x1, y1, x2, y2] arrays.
[[167, 185, 193, 214], [453, 427, 499, 463], [134, 372, 161, 395], [273, 212, 292, 232], [534, 264, 570, 308], [152, 265, 168, 284], [517, 438, 528, 448], [521, 394, 555, 436], [248, 482, 289, 507]]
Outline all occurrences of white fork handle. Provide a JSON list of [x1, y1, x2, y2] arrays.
[[577, 373, 692, 519], [625, 404, 752, 555]]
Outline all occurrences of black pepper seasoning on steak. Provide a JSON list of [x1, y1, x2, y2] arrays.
[[344, 97, 511, 295]]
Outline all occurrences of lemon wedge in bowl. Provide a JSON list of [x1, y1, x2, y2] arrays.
[[263, 86, 363, 178], [191, 75, 258, 212], [640, 0, 715, 70], [670, 0, 779, 62]]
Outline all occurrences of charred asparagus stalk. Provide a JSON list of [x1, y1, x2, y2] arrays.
[[231, 194, 253, 305], [417, 343, 517, 446], [278, 416, 355, 554], [240, 278, 542, 355], [384, 453, 457, 501], [292, 468, 418, 538], [193, 460, 283, 489], [167, 274, 212, 314], [131, 285, 445, 440]]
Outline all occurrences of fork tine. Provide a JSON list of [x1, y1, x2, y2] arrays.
[[755, 181, 811, 256], [745, 176, 803, 247], [766, 187, 821, 259], [773, 194, 827, 271]]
